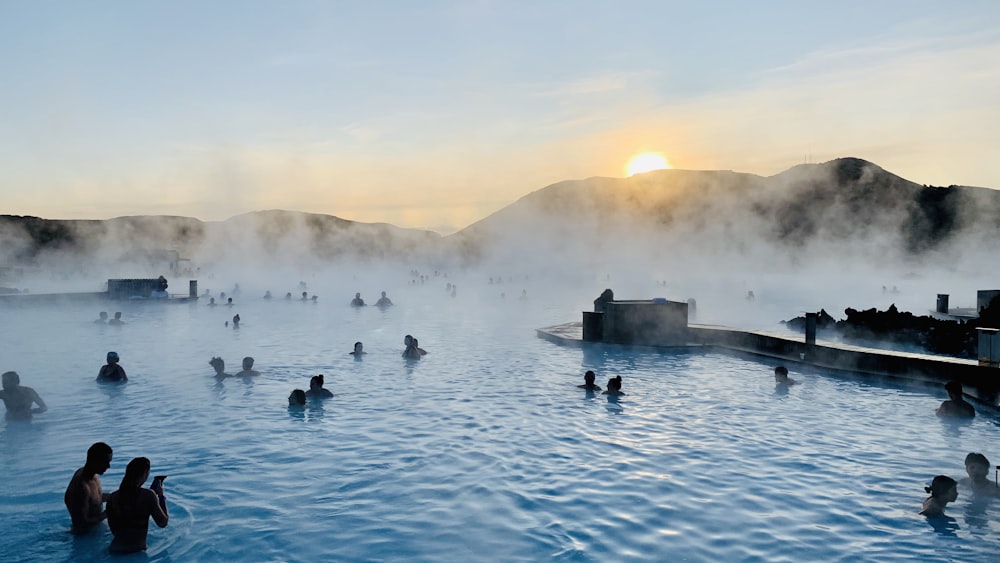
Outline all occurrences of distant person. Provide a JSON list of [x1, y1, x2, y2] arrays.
[[209, 357, 230, 378], [746, 290, 755, 302], [285, 292, 292, 300], [350, 342, 367, 358], [594, 289, 614, 313], [602, 375, 625, 396], [920, 475, 958, 517], [301, 291, 309, 301], [578, 370, 601, 391], [288, 389, 307, 406], [306, 375, 333, 399], [236, 356, 260, 377], [351, 292, 366, 307], [106, 457, 169, 554], [774, 366, 797, 386], [311, 295, 318, 303], [232, 314, 240, 328], [109, 312, 125, 325], [412, 336, 427, 356], [208, 297, 217, 306], [959, 453, 1000, 497], [65, 442, 113, 534], [97, 352, 128, 383], [94, 311, 108, 324], [263, 290, 272, 300], [0, 371, 47, 421], [936, 380, 975, 418], [375, 291, 393, 307], [519, 289, 528, 302], [402, 335, 421, 359], [451, 285, 457, 298], [226, 297, 234, 307]]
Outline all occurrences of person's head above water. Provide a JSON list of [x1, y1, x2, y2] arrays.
[[926, 475, 958, 498], [242, 356, 254, 370], [964, 452, 991, 479], [309, 375, 324, 390], [288, 389, 306, 406], [209, 357, 225, 375], [607, 375, 622, 392], [120, 456, 151, 490], [404, 334, 413, 346], [584, 370, 596, 384], [774, 366, 789, 380], [944, 380, 964, 399], [354, 342, 364, 352], [107, 351, 120, 364], [85, 441, 113, 474], [2, 370, 19, 389]]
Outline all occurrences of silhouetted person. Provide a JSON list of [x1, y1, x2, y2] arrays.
[[97, 352, 127, 383], [0, 371, 47, 421], [959, 453, 1000, 497], [301, 291, 309, 301], [350, 341, 367, 358], [936, 380, 975, 418], [594, 289, 614, 313], [65, 442, 113, 534], [107, 457, 168, 553], [285, 292, 292, 300], [774, 366, 796, 386], [94, 311, 108, 324], [208, 297, 217, 306], [263, 290, 272, 299], [236, 356, 260, 377], [288, 389, 306, 406], [351, 292, 366, 307], [402, 335, 422, 359], [921, 475, 958, 517], [602, 375, 625, 396], [578, 370, 601, 391], [109, 312, 124, 325], [306, 375, 333, 399], [375, 291, 393, 307], [226, 297, 234, 307], [209, 357, 230, 378], [232, 314, 240, 328]]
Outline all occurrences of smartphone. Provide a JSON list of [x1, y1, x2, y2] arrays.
[[151, 475, 167, 489]]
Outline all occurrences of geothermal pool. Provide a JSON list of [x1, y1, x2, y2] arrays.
[[1, 276, 998, 562]]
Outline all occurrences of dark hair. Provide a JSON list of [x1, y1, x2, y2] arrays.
[[608, 375, 622, 391], [86, 442, 113, 463], [310, 375, 323, 388], [118, 457, 151, 503], [1, 371, 19, 385], [945, 380, 963, 393], [924, 475, 957, 497], [290, 389, 306, 405], [965, 452, 990, 468], [584, 370, 596, 381], [774, 366, 788, 377]]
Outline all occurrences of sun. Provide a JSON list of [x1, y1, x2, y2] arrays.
[[626, 153, 670, 176]]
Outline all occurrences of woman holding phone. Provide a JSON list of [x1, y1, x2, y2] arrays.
[[106, 457, 169, 553]]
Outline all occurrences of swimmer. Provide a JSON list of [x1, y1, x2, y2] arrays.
[[235, 356, 260, 377], [109, 312, 125, 325], [288, 389, 307, 406], [519, 289, 527, 301], [209, 357, 230, 378], [350, 342, 367, 357], [412, 337, 427, 356], [958, 453, 1000, 497], [97, 352, 128, 383], [263, 290, 272, 299], [920, 475, 958, 517], [936, 380, 975, 418], [311, 295, 318, 303], [226, 297, 234, 306], [305, 375, 333, 399], [774, 366, 796, 385], [94, 311, 108, 324], [402, 335, 421, 359], [351, 292, 366, 307], [577, 370, 601, 391], [285, 292, 292, 300], [106, 457, 169, 553], [0, 371, 47, 421], [208, 297, 217, 306], [602, 375, 625, 396], [375, 291, 393, 307], [301, 291, 309, 301], [232, 314, 240, 328], [64, 442, 113, 534]]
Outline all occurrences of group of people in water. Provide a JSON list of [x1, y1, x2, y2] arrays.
[[64, 442, 168, 554], [350, 291, 394, 308]]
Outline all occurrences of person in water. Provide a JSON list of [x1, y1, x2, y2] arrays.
[[106, 457, 169, 553], [263, 290, 272, 299], [97, 352, 128, 382], [288, 389, 307, 406], [305, 375, 333, 399], [603, 375, 625, 396], [235, 356, 260, 377], [208, 297, 216, 306], [109, 312, 125, 325], [0, 371, 47, 421], [375, 291, 393, 307], [578, 370, 602, 391], [958, 453, 1000, 497], [209, 357, 230, 378], [285, 292, 292, 300], [94, 311, 108, 324], [350, 342, 367, 357], [774, 366, 797, 385], [351, 292, 366, 307], [402, 335, 422, 359], [64, 442, 113, 534], [920, 475, 958, 517], [936, 380, 975, 418], [232, 314, 240, 328]]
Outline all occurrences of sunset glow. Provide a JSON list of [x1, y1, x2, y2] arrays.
[[626, 153, 671, 176]]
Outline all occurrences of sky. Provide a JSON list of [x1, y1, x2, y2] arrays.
[[1, 1, 999, 234]]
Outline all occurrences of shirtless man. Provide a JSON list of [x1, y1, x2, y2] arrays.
[[0, 371, 47, 421], [936, 380, 975, 418], [235, 356, 260, 377], [97, 351, 128, 382], [64, 442, 113, 534]]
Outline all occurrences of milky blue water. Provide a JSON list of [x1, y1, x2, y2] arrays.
[[1, 278, 998, 562]]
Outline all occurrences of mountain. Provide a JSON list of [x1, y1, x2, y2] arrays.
[[446, 158, 1000, 268]]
